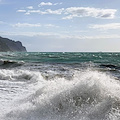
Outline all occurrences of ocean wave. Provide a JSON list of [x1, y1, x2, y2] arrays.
[[0, 60, 24, 68], [2, 69, 120, 120], [0, 69, 43, 82]]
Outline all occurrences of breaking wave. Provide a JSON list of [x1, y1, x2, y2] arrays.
[[0, 68, 120, 120]]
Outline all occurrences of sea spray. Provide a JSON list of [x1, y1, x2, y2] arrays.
[[0, 69, 119, 120], [0, 52, 120, 120]]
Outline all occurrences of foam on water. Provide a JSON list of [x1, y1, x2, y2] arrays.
[[0, 68, 120, 120], [0, 69, 46, 119]]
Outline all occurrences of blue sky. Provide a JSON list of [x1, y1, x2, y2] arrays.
[[0, 0, 120, 52]]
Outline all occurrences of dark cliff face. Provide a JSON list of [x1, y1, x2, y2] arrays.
[[0, 36, 27, 52]]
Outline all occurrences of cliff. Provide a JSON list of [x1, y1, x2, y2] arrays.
[[0, 36, 27, 52]]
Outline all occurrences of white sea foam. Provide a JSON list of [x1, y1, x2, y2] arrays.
[[0, 68, 120, 120]]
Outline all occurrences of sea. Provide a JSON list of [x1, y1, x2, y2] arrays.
[[0, 52, 120, 120]]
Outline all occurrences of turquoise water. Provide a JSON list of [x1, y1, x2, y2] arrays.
[[1, 52, 120, 64], [0, 52, 120, 120]]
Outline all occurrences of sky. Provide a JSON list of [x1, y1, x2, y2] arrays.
[[0, 0, 120, 52]]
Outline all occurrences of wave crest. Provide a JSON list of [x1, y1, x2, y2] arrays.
[[4, 69, 120, 120]]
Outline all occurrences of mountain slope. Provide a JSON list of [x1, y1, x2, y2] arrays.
[[0, 36, 27, 52]]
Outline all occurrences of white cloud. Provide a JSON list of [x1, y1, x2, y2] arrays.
[[12, 23, 59, 28], [45, 8, 64, 15], [26, 8, 64, 15], [38, 2, 53, 7], [90, 23, 120, 30], [28, 10, 41, 13], [0, 31, 59, 37], [63, 7, 117, 19], [38, 2, 62, 7], [12, 23, 41, 27], [17, 6, 117, 19], [1, 31, 120, 41], [25, 10, 45, 15], [16, 6, 117, 20], [79, 35, 120, 39], [54, 2, 62, 5], [27, 6, 33, 9], [17, 10, 26, 13], [27, 10, 41, 14], [45, 24, 59, 28], [25, 12, 30, 15]]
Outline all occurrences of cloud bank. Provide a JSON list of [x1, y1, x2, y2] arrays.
[[63, 7, 117, 19], [12, 23, 41, 27], [12, 23, 58, 28], [90, 23, 120, 30], [25, 8, 64, 15], [18, 6, 116, 19]]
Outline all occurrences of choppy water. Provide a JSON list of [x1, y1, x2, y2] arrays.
[[0, 52, 120, 120]]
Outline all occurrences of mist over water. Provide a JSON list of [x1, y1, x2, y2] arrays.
[[0, 52, 120, 120]]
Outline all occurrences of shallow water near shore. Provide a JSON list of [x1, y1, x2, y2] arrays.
[[0, 52, 120, 120]]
